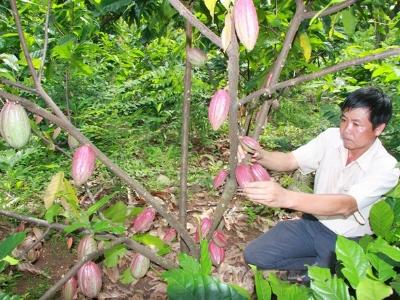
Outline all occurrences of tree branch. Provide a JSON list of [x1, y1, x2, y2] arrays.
[[0, 78, 37, 94], [168, 0, 223, 49], [0, 91, 197, 255], [179, 19, 193, 254], [38, 0, 51, 82], [239, 47, 400, 106], [304, 0, 358, 19]]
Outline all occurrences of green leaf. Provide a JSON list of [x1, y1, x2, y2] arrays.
[[367, 253, 397, 282], [60, 179, 80, 217], [251, 265, 271, 300], [132, 234, 170, 256], [1, 255, 19, 265], [91, 220, 125, 234], [299, 32, 312, 62], [200, 240, 212, 275], [0, 291, 23, 300], [120, 267, 135, 285], [162, 269, 248, 300], [386, 183, 400, 199], [103, 201, 128, 223], [268, 273, 310, 300], [336, 236, 370, 289], [44, 203, 63, 223], [0, 232, 26, 260], [308, 266, 352, 300], [178, 253, 201, 273], [370, 200, 394, 238], [342, 9, 356, 36], [367, 237, 400, 262], [86, 193, 115, 217], [43, 172, 64, 209], [104, 244, 127, 268], [356, 278, 393, 300], [51, 40, 74, 59], [63, 221, 90, 234]]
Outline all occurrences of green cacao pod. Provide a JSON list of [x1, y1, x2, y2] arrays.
[[0, 102, 31, 148]]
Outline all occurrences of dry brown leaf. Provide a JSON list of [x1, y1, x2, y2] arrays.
[[17, 262, 50, 278], [66, 236, 74, 250]]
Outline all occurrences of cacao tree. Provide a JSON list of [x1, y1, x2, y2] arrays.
[[0, 0, 399, 298]]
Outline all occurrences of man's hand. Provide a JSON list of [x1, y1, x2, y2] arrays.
[[240, 180, 291, 209], [238, 137, 264, 164]]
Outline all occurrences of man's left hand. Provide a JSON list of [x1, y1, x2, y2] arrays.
[[241, 181, 290, 208]]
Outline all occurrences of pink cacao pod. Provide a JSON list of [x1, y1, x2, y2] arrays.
[[130, 253, 150, 278], [71, 144, 96, 186], [208, 89, 230, 130], [187, 47, 208, 66], [77, 235, 97, 260], [209, 241, 225, 266], [0, 101, 31, 148], [212, 230, 228, 248], [162, 228, 177, 243], [62, 276, 77, 300], [213, 169, 229, 189], [132, 207, 156, 233], [251, 163, 271, 181], [77, 261, 102, 298], [194, 217, 212, 243], [240, 136, 260, 150], [235, 164, 254, 187], [234, 0, 259, 51]]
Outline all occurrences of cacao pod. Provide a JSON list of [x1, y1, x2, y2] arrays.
[[71, 144, 96, 186], [77, 235, 97, 260], [251, 163, 271, 181], [213, 169, 229, 189], [209, 241, 225, 266], [240, 136, 260, 151], [62, 276, 77, 300], [77, 261, 102, 298], [132, 207, 156, 233], [208, 89, 230, 130], [234, 0, 259, 51], [212, 230, 228, 248], [162, 228, 177, 243], [130, 253, 150, 278], [0, 101, 31, 148], [194, 217, 212, 243], [187, 47, 208, 66], [235, 164, 254, 187]]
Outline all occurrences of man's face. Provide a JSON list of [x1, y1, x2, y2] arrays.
[[339, 107, 384, 152]]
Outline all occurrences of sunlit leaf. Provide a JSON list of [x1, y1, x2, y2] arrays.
[[104, 244, 127, 268], [221, 12, 232, 52], [204, 0, 218, 19], [299, 32, 312, 62], [370, 200, 393, 239], [356, 278, 392, 300], [43, 172, 64, 209], [132, 234, 170, 256], [342, 9, 357, 36]]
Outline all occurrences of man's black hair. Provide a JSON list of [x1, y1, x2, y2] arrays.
[[340, 87, 392, 129]]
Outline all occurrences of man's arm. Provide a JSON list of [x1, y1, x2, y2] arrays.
[[242, 181, 358, 217], [256, 150, 299, 172]]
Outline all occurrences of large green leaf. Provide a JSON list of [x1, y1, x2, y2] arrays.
[[0, 291, 22, 300], [103, 201, 128, 223], [162, 270, 248, 300], [251, 265, 271, 300], [268, 273, 310, 300], [178, 253, 201, 273], [199, 240, 212, 275], [336, 236, 370, 289], [308, 266, 353, 300], [133, 234, 170, 256], [86, 193, 115, 217], [367, 253, 396, 282], [356, 278, 392, 300], [370, 200, 394, 238], [341, 8, 356, 36], [0, 232, 25, 260], [367, 237, 400, 262], [104, 244, 127, 268]]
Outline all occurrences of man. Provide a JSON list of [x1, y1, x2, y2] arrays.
[[239, 87, 399, 282]]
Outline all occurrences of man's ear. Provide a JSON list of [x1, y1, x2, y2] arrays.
[[374, 123, 386, 136]]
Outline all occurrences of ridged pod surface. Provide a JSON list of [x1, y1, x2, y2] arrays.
[[77, 261, 102, 298], [77, 235, 97, 260], [209, 241, 225, 266], [212, 230, 228, 248], [132, 207, 156, 233], [71, 144, 96, 186], [194, 217, 212, 242], [0, 102, 31, 148], [130, 253, 150, 278], [251, 163, 271, 181], [235, 164, 254, 187], [187, 47, 208, 66], [213, 169, 229, 189], [208, 89, 230, 130], [62, 276, 77, 300], [240, 136, 260, 150], [234, 0, 259, 51], [162, 228, 177, 243]]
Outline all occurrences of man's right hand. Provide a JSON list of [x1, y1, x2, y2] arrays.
[[238, 137, 264, 164]]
